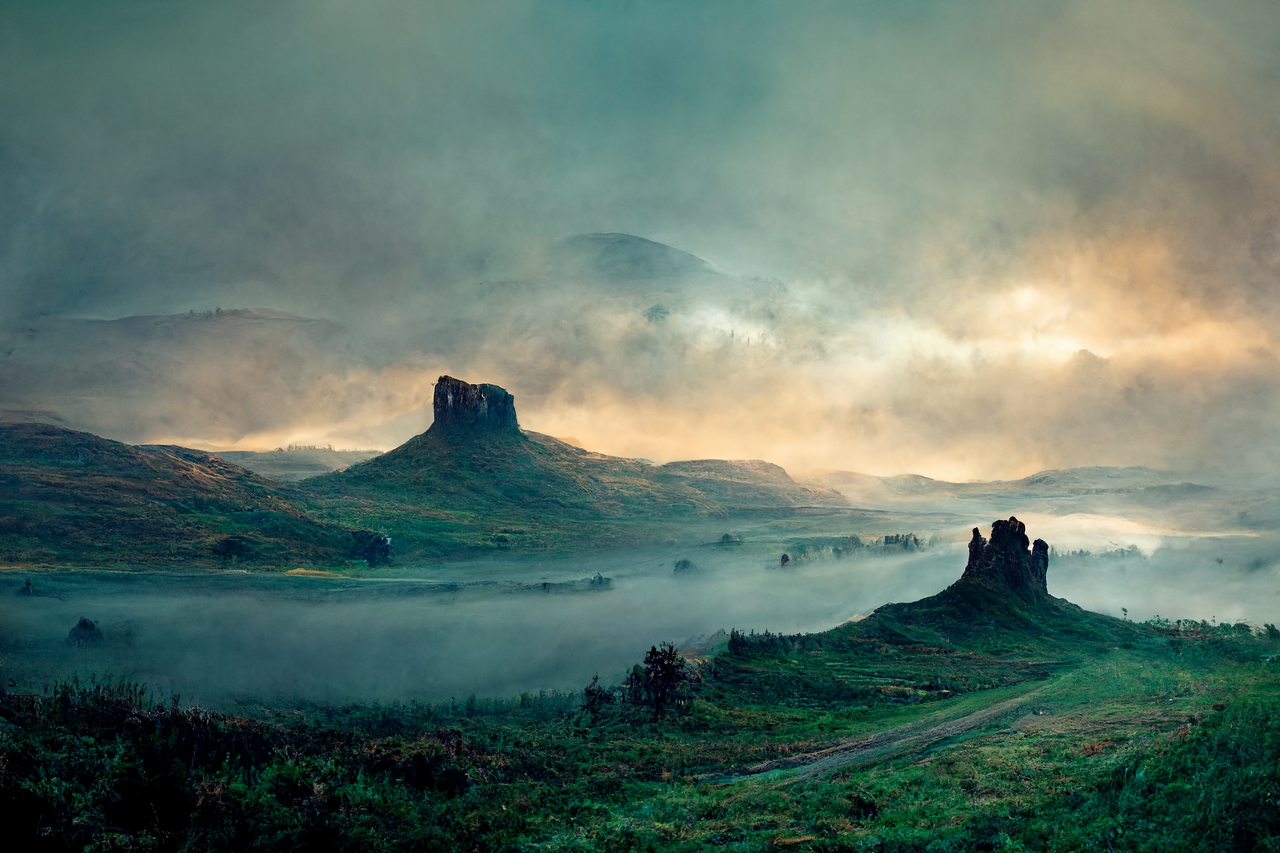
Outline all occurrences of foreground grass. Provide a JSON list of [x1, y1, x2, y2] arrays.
[[2, 616, 1277, 851]]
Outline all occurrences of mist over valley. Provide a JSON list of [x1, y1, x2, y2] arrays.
[[3, 391, 1274, 706]]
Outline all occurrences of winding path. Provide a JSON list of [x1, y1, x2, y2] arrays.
[[723, 682, 1051, 782]]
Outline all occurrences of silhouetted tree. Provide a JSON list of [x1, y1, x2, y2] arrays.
[[630, 642, 697, 721]]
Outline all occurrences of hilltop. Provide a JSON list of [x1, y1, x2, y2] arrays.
[[0, 423, 383, 569], [0, 309, 347, 447], [215, 447, 382, 483], [718, 516, 1148, 708]]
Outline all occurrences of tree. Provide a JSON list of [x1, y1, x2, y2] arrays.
[[631, 642, 697, 721], [66, 617, 104, 647]]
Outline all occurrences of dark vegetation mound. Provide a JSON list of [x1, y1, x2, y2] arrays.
[[781, 532, 925, 564], [65, 617, 103, 647]]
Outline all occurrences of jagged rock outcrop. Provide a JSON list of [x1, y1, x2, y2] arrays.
[[430, 375, 520, 440], [960, 516, 1050, 602]]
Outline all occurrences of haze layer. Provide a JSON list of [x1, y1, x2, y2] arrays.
[[2, 1, 1279, 480]]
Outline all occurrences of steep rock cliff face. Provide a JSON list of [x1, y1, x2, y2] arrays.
[[430, 375, 520, 440], [960, 516, 1050, 601]]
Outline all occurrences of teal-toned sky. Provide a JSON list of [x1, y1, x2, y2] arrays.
[[2, 0, 1279, 478]]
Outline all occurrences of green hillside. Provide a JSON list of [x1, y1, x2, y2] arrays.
[[0, 375, 852, 567], [299, 377, 845, 558], [0, 423, 380, 569]]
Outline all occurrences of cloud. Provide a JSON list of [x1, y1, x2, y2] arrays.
[[1, 0, 1279, 479]]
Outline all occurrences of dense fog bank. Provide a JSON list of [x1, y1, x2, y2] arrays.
[[4, 520, 1277, 707], [0, 545, 960, 707]]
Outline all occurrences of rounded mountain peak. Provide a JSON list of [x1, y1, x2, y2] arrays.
[[550, 233, 716, 282]]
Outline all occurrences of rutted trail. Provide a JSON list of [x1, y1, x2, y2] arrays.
[[728, 681, 1053, 782]]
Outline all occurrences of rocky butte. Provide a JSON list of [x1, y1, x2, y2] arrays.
[[429, 375, 520, 440]]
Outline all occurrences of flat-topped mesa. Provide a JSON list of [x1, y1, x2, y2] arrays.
[[961, 516, 1050, 601], [429, 375, 520, 440]]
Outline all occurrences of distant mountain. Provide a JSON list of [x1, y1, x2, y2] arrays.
[[814, 466, 1185, 503], [548, 233, 719, 286], [0, 423, 382, 568], [302, 375, 847, 556]]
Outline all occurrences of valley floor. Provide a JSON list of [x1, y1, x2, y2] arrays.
[[2, 616, 1277, 851]]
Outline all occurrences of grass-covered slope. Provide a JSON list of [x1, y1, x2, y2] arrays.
[[0, 423, 376, 569], [0, 370, 850, 566], [312, 430, 841, 516], [300, 425, 845, 557]]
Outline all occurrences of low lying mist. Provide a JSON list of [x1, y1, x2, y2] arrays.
[[0, 542, 963, 708], [3, 465, 1276, 708], [4, 498, 1278, 710]]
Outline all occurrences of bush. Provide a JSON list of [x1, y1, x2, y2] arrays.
[[65, 617, 103, 647], [581, 675, 615, 716]]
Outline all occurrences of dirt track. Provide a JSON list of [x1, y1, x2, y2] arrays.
[[725, 684, 1049, 782]]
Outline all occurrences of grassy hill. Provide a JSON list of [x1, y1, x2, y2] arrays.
[[0, 375, 851, 566], [0, 423, 379, 569], [299, 378, 846, 558]]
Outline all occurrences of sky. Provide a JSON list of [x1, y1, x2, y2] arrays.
[[2, 0, 1279, 480]]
